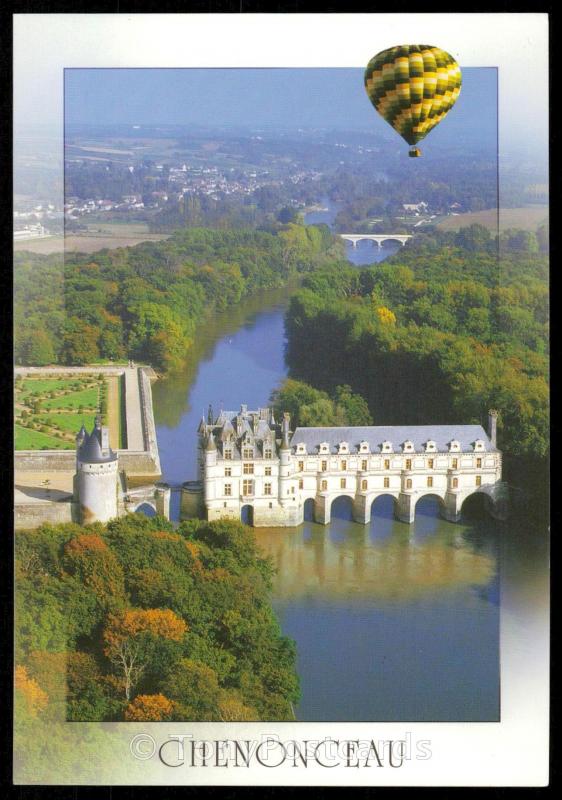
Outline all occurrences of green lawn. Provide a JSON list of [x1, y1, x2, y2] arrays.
[[15, 425, 73, 450], [42, 387, 100, 410], [36, 412, 97, 434]]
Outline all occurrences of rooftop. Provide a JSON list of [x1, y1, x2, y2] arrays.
[[290, 424, 495, 454]]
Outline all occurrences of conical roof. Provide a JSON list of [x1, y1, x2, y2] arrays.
[[77, 423, 117, 464]]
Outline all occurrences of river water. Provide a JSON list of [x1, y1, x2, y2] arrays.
[[151, 205, 500, 721]]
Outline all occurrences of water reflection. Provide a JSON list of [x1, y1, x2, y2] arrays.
[[256, 503, 498, 605], [256, 508, 500, 721]]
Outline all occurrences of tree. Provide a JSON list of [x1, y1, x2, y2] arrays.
[[124, 693, 175, 721], [103, 608, 187, 700], [163, 659, 222, 720], [15, 665, 48, 718]]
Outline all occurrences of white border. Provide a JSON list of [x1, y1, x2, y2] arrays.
[[13, 12, 549, 787]]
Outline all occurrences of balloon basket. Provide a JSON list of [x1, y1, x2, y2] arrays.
[[408, 147, 422, 158]]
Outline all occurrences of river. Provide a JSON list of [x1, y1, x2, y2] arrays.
[[151, 204, 500, 721]]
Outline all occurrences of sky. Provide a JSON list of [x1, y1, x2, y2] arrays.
[[64, 67, 497, 147]]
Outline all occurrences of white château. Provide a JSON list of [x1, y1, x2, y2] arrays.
[[198, 405, 505, 526]]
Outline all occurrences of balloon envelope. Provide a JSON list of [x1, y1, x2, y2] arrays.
[[364, 44, 462, 149]]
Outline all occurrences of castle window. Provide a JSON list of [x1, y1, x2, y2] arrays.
[[362, 459, 368, 471], [298, 460, 304, 472], [321, 480, 328, 491], [453, 478, 459, 488], [243, 448, 253, 459], [265, 466, 272, 476], [384, 459, 390, 470], [243, 463, 254, 474], [476, 458, 482, 468], [428, 459, 434, 469], [341, 460, 347, 471], [264, 448, 272, 459], [361, 479, 368, 491], [264, 482, 272, 495], [242, 480, 253, 496], [224, 449, 232, 460], [321, 460, 327, 472], [406, 479, 412, 489], [452, 458, 458, 470], [384, 477, 390, 488], [225, 467, 232, 477], [405, 459, 412, 470], [224, 483, 232, 496], [476, 476, 482, 486], [427, 476, 433, 488], [340, 478, 346, 489], [291, 486, 295, 494], [299, 479, 303, 489]]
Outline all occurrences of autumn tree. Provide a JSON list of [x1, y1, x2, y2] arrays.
[[124, 694, 175, 722], [103, 608, 187, 701], [15, 665, 48, 718]]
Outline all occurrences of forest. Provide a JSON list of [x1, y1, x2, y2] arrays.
[[14, 224, 341, 372], [284, 224, 548, 494], [15, 515, 299, 723]]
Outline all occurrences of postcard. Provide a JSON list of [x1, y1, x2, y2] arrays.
[[12, 12, 549, 787]]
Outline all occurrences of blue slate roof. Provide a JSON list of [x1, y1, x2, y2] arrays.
[[77, 427, 117, 464], [290, 424, 495, 453]]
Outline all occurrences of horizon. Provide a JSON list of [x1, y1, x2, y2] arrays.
[[64, 67, 497, 152]]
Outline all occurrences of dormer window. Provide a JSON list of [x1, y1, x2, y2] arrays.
[[264, 448, 273, 459], [381, 441, 393, 453], [242, 447, 254, 459], [359, 441, 370, 453], [402, 440, 415, 453], [296, 443, 307, 455], [224, 448, 232, 460], [319, 442, 330, 454], [473, 440, 485, 451], [338, 442, 349, 454], [448, 440, 461, 452], [425, 440, 437, 452]]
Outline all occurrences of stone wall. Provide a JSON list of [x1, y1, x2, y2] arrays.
[[15, 501, 77, 530]]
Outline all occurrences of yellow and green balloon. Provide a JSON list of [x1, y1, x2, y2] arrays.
[[364, 44, 462, 157]]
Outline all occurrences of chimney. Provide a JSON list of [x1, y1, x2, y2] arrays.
[[488, 409, 498, 448]]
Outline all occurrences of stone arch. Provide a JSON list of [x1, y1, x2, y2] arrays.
[[134, 502, 157, 517], [414, 492, 446, 518], [329, 494, 355, 521], [303, 497, 315, 522], [241, 504, 254, 525], [460, 489, 493, 519], [369, 493, 398, 519]]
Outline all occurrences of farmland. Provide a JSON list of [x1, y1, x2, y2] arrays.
[[436, 205, 548, 233], [14, 223, 170, 255]]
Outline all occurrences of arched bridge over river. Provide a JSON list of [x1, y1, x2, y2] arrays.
[[340, 233, 413, 247]]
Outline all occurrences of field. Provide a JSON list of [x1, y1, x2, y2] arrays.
[[15, 374, 125, 450], [436, 205, 548, 233], [14, 223, 170, 255]]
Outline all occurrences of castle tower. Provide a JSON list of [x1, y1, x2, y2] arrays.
[[278, 412, 292, 507], [203, 431, 218, 506], [75, 416, 118, 524]]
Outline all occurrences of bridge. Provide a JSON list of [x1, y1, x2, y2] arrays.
[[340, 233, 413, 248]]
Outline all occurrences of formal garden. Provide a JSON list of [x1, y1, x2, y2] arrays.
[[14, 374, 120, 450]]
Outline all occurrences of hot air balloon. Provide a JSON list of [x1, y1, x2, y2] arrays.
[[364, 44, 462, 157]]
